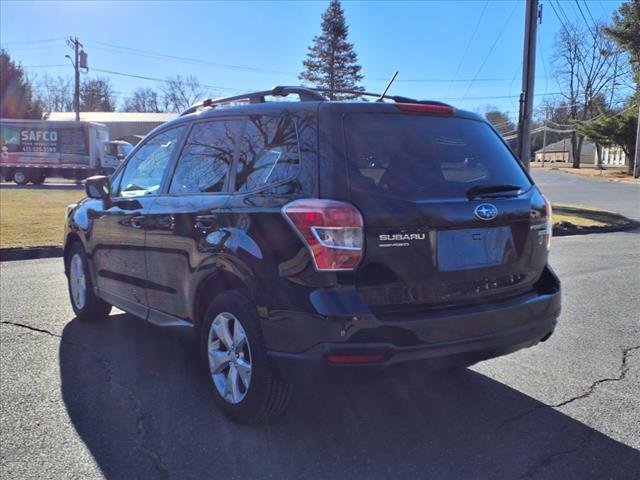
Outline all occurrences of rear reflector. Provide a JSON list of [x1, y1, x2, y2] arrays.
[[282, 199, 364, 271], [326, 354, 385, 364], [395, 103, 454, 115]]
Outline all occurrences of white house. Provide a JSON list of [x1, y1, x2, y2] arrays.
[[534, 139, 629, 167]]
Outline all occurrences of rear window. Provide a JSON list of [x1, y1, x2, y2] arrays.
[[344, 114, 531, 200]]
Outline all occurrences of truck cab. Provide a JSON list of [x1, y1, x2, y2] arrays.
[[101, 140, 133, 173]]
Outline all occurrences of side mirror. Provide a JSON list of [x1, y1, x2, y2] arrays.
[[85, 175, 112, 208], [116, 153, 125, 161]]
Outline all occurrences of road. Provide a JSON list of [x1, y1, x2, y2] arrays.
[[1, 229, 639, 479], [1, 171, 639, 478], [532, 169, 640, 221]]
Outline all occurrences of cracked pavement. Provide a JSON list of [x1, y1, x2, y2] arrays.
[[1, 237, 639, 475]]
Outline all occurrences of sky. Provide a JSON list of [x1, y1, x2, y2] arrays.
[[0, 0, 626, 121]]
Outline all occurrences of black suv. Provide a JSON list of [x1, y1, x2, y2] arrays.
[[64, 86, 561, 423]]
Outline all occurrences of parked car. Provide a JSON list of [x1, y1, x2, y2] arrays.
[[63, 86, 561, 423]]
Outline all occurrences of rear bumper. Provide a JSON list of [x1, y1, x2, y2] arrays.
[[268, 313, 557, 381], [265, 268, 561, 381]]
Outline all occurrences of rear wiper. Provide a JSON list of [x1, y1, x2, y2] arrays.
[[465, 184, 522, 198]]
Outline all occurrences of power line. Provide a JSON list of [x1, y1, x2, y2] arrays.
[[0, 44, 66, 52], [445, 0, 490, 96], [507, 63, 522, 110], [91, 67, 246, 93], [548, 1, 572, 37], [368, 76, 552, 83], [501, 103, 638, 140], [554, 0, 574, 30], [574, 0, 597, 40], [84, 40, 296, 76], [581, 0, 598, 28], [537, 22, 549, 103], [367, 75, 550, 83], [0, 38, 64, 46], [23, 64, 68, 69], [461, 2, 519, 100], [546, 119, 573, 128], [443, 91, 563, 101]]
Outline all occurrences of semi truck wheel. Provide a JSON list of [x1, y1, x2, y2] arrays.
[[13, 170, 29, 185], [31, 174, 46, 185]]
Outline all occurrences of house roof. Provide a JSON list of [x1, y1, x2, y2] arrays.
[[535, 138, 594, 154], [44, 112, 178, 123]]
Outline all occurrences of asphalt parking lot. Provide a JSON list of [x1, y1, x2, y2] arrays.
[[1, 226, 639, 479], [531, 169, 640, 222]]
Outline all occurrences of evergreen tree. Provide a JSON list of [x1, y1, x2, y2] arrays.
[[0, 49, 42, 119], [576, 1, 639, 174], [299, 0, 364, 100], [605, 0, 640, 86]]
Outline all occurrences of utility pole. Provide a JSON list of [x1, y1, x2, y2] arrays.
[[516, 0, 540, 170], [634, 104, 640, 179], [541, 111, 548, 168], [66, 37, 83, 121]]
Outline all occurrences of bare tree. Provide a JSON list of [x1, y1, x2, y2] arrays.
[[81, 77, 116, 112], [552, 22, 628, 168], [161, 75, 207, 113], [35, 74, 73, 113], [123, 87, 163, 112], [484, 107, 516, 135]]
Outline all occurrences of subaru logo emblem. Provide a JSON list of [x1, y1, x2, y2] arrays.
[[474, 203, 498, 221]]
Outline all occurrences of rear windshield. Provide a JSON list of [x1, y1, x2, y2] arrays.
[[344, 114, 531, 200]]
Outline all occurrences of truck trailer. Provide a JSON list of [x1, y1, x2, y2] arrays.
[[0, 119, 132, 184]]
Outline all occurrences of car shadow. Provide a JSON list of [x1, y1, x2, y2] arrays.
[[60, 313, 640, 480]]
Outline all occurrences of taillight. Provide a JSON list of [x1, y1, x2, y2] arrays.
[[395, 103, 454, 115], [542, 194, 553, 251], [282, 199, 364, 271]]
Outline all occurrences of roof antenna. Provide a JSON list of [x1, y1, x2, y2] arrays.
[[376, 71, 399, 102]]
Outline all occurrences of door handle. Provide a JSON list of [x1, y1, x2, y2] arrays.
[[195, 214, 218, 230], [129, 215, 145, 229]]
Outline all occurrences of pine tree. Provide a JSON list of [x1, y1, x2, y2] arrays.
[[299, 0, 364, 100]]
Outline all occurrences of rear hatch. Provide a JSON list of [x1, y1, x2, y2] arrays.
[[337, 106, 549, 314]]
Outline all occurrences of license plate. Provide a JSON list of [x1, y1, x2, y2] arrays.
[[436, 227, 515, 271]]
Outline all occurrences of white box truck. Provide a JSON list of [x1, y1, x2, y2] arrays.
[[0, 119, 132, 184]]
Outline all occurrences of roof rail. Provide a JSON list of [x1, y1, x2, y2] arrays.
[[179, 85, 453, 117], [309, 87, 453, 107], [180, 86, 326, 116]]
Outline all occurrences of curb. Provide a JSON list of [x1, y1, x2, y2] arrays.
[[553, 220, 640, 237], [540, 168, 640, 185], [0, 247, 63, 262]]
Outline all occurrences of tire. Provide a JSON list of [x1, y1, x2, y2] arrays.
[[13, 170, 29, 185], [66, 242, 111, 321], [30, 174, 46, 185], [200, 289, 292, 423]]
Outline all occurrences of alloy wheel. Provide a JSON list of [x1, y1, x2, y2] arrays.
[[207, 312, 252, 404], [69, 253, 87, 310]]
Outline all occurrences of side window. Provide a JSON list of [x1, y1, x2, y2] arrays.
[[169, 120, 241, 194], [118, 127, 185, 198], [110, 166, 124, 194], [235, 115, 300, 193]]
